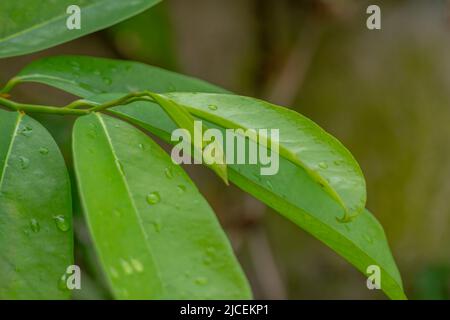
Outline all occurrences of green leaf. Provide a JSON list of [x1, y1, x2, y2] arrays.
[[4, 55, 228, 96], [90, 95, 405, 300], [72, 112, 251, 299], [154, 93, 366, 221], [7, 56, 364, 219], [0, 0, 161, 58], [150, 93, 228, 184], [0, 109, 73, 299], [9, 56, 405, 299]]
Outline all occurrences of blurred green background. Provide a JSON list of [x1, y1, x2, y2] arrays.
[[1, 0, 450, 299]]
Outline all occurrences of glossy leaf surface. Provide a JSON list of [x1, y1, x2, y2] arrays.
[[8, 55, 228, 96], [157, 93, 366, 220], [0, 1, 161, 58], [9, 56, 405, 299], [97, 96, 406, 300], [0, 109, 73, 299], [72, 113, 251, 299]]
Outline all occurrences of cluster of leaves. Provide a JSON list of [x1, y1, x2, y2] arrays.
[[0, 1, 405, 299]]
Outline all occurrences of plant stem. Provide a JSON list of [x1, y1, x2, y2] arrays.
[[89, 91, 156, 112], [63, 99, 100, 109], [0, 77, 20, 94], [0, 97, 89, 115], [0, 91, 159, 116]]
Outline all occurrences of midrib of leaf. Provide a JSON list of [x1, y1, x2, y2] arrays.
[[0, 112, 31, 296], [15, 74, 80, 87], [94, 113, 165, 297], [177, 103, 349, 216], [113, 111, 403, 298], [0, 1, 108, 43], [0, 112, 22, 191], [13, 74, 93, 97]]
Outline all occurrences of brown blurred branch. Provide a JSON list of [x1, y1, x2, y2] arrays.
[[263, 18, 324, 106], [247, 224, 287, 299]]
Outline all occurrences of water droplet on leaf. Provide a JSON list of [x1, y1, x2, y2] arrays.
[[195, 277, 208, 285], [30, 219, 40, 233], [53, 215, 70, 232], [102, 77, 112, 85], [146, 192, 160, 205], [19, 156, 29, 169], [151, 219, 162, 233], [20, 126, 33, 137], [130, 258, 144, 273], [318, 162, 328, 169], [203, 256, 212, 265], [164, 168, 173, 179], [207, 104, 218, 111], [70, 61, 80, 71], [39, 147, 49, 155], [120, 259, 133, 275]]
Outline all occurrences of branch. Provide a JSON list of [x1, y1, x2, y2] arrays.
[[0, 91, 157, 116]]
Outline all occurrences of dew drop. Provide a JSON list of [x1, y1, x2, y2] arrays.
[[138, 143, 145, 150], [53, 215, 70, 232], [177, 184, 186, 193], [20, 126, 33, 137], [207, 104, 218, 111], [130, 258, 144, 273], [164, 168, 173, 179], [102, 77, 112, 85], [146, 192, 160, 205], [39, 147, 49, 155], [120, 259, 133, 275], [318, 162, 328, 169], [151, 219, 162, 233], [203, 256, 213, 265], [19, 156, 29, 169], [30, 218, 40, 233], [195, 277, 208, 285], [69, 61, 80, 71], [206, 247, 215, 256]]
